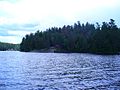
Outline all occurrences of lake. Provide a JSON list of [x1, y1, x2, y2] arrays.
[[0, 51, 120, 90]]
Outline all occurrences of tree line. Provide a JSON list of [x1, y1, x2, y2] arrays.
[[0, 42, 19, 51], [20, 19, 120, 54]]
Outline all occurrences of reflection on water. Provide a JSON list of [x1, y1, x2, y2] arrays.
[[0, 51, 120, 90]]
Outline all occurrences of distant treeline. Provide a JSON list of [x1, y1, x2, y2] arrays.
[[20, 19, 120, 54], [0, 42, 19, 51]]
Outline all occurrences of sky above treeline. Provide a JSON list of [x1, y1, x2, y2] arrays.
[[0, 0, 120, 44]]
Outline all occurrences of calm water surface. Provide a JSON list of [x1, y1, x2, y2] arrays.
[[0, 51, 120, 90]]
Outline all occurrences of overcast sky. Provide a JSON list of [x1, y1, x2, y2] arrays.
[[0, 0, 120, 44]]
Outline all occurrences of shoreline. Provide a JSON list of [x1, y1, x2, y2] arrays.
[[30, 50, 120, 55], [0, 50, 119, 55]]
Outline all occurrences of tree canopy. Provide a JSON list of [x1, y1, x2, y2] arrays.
[[20, 19, 120, 54], [0, 42, 19, 51]]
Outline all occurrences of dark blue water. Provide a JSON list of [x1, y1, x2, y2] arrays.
[[0, 51, 120, 90]]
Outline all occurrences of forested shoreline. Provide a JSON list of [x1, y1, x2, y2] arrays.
[[0, 42, 19, 51], [20, 19, 120, 54]]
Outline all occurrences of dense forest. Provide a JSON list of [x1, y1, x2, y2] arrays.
[[0, 42, 19, 51], [20, 19, 120, 54]]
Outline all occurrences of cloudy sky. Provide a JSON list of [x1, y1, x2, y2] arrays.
[[0, 0, 120, 44]]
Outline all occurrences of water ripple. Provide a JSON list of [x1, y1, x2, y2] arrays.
[[0, 51, 120, 90]]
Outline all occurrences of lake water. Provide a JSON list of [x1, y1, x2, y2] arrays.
[[0, 51, 120, 90]]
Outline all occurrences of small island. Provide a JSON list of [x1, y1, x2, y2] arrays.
[[20, 19, 120, 55]]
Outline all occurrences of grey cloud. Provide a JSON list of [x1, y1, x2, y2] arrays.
[[22, 23, 38, 28], [0, 23, 39, 31], [0, 23, 39, 37], [0, 30, 15, 36]]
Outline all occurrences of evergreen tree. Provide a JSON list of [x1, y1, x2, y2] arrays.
[[20, 19, 120, 54]]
